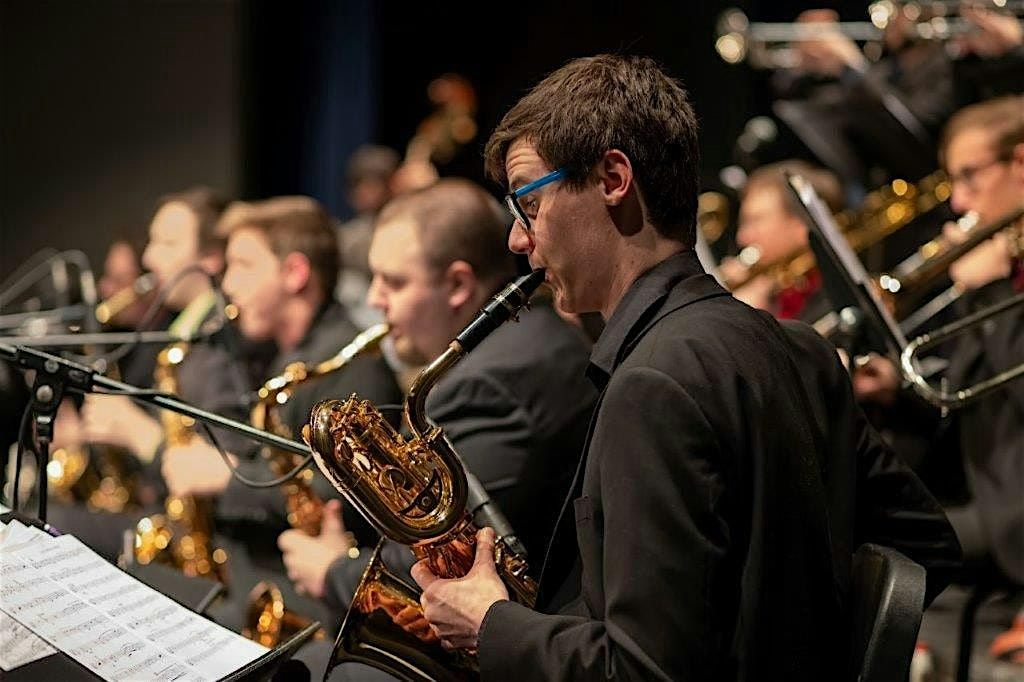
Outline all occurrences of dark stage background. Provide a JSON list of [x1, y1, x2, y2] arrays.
[[0, 0, 868, 281]]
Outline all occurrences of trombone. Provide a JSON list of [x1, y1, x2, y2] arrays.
[[897, 204, 1024, 408], [901, 290, 1024, 408], [723, 170, 950, 291], [880, 204, 1024, 322], [95, 273, 157, 324]]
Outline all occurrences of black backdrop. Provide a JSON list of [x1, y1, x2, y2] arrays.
[[1, 0, 866, 286]]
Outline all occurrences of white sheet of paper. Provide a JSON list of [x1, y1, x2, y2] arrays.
[[20, 535, 267, 678], [0, 543, 202, 681], [0, 521, 268, 680]]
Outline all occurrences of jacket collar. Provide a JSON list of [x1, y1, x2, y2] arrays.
[[587, 249, 729, 390]]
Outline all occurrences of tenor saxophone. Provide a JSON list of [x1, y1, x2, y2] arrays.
[[304, 270, 544, 681], [242, 323, 388, 647], [133, 341, 228, 581]]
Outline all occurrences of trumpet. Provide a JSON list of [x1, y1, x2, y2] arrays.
[[95, 273, 156, 324], [902, 290, 1024, 408], [724, 171, 950, 291], [715, 2, 1024, 68]]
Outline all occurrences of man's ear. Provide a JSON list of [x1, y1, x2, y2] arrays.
[[596, 149, 634, 207], [281, 251, 313, 295], [444, 260, 477, 311]]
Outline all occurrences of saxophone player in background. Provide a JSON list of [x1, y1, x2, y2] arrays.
[[161, 195, 402, 632], [277, 179, 597, 680], [46, 187, 256, 561]]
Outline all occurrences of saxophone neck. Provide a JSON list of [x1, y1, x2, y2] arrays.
[[403, 270, 545, 439], [405, 344, 464, 439]]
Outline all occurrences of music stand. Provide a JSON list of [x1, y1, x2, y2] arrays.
[[785, 172, 908, 360]]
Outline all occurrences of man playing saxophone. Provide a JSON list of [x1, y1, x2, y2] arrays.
[[160, 195, 402, 630], [47, 187, 255, 561], [278, 179, 597, 680], [407, 54, 961, 680]]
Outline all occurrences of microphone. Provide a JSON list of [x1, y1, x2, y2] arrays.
[[465, 471, 529, 559], [0, 249, 96, 314]]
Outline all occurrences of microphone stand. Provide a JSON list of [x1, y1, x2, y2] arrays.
[[1, 330, 203, 347], [0, 343, 309, 523]]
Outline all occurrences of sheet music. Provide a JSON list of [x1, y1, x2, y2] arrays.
[[0, 610, 56, 671], [0, 520, 267, 680]]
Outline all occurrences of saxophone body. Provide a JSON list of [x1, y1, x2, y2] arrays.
[[133, 341, 228, 581], [242, 323, 389, 647], [305, 271, 544, 681]]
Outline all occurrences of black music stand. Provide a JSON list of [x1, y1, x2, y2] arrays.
[[785, 172, 909, 360]]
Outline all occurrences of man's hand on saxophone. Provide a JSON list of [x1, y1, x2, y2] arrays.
[[80, 394, 163, 463], [161, 440, 235, 497], [277, 499, 353, 598], [411, 526, 510, 650]]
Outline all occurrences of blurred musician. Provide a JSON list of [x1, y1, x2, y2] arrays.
[[46, 187, 253, 560], [719, 159, 842, 321], [163, 195, 402, 630]]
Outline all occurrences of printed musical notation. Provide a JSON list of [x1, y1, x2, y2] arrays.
[[0, 519, 267, 679]]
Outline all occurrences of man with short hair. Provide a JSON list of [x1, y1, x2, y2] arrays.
[[409, 54, 960, 680], [278, 179, 596, 614], [934, 95, 1024, 588], [720, 159, 843, 322]]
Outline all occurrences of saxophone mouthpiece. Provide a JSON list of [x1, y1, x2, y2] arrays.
[[455, 269, 546, 353]]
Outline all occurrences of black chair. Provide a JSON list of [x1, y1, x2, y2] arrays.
[[848, 543, 927, 682]]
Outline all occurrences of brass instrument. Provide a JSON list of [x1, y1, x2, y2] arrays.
[[242, 324, 388, 647], [95, 273, 156, 325], [724, 171, 950, 291], [48, 280, 161, 512], [243, 581, 327, 649], [305, 271, 545, 681], [879, 204, 1024, 318], [133, 341, 228, 580], [902, 290, 1024, 408], [715, 2, 1024, 68]]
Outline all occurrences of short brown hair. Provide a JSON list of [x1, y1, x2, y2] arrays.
[[484, 54, 701, 247], [375, 179, 516, 292], [217, 196, 339, 299], [743, 160, 844, 215], [157, 186, 228, 253], [939, 95, 1024, 166]]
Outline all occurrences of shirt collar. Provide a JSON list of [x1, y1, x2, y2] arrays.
[[587, 249, 725, 390]]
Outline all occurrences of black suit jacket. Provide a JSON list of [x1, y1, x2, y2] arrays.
[[217, 302, 402, 549], [478, 250, 960, 681], [323, 302, 597, 614], [944, 276, 1024, 584]]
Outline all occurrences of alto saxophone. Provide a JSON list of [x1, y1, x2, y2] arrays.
[[133, 341, 228, 581], [49, 278, 159, 511], [305, 270, 545, 681], [242, 323, 388, 648]]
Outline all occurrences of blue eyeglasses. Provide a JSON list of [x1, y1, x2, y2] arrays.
[[504, 168, 567, 231]]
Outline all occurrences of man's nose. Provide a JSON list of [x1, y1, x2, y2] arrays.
[[949, 184, 972, 217], [507, 221, 533, 255], [366, 276, 386, 311]]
